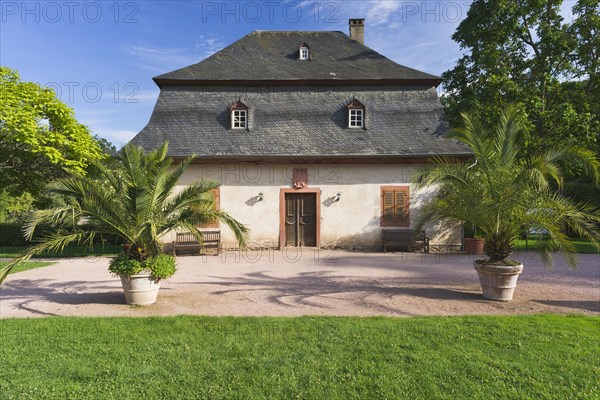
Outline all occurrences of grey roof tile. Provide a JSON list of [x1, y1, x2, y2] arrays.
[[155, 31, 441, 83], [130, 85, 472, 158]]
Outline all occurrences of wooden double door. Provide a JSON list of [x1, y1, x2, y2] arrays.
[[284, 193, 317, 247]]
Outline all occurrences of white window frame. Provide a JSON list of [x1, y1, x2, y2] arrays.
[[299, 47, 309, 60], [231, 109, 247, 129], [348, 108, 364, 128]]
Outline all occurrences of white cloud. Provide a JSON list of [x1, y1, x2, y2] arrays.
[[77, 108, 119, 128], [363, 0, 405, 26], [125, 45, 202, 73], [120, 89, 159, 104], [300, 0, 405, 29], [296, 0, 314, 8], [96, 129, 139, 147], [344, 0, 468, 77], [402, 41, 444, 49], [194, 35, 226, 59], [126, 37, 227, 75]]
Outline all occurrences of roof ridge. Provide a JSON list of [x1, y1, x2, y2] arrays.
[[252, 30, 345, 33]]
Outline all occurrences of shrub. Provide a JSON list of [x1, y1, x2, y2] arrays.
[[0, 223, 60, 246], [0, 223, 26, 246], [109, 253, 176, 281], [148, 254, 177, 280], [0, 223, 122, 247]]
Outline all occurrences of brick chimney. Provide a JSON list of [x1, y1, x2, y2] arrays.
[[349, 18, 365, 45]]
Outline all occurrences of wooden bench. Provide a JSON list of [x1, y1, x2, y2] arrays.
[[382, 229, 429, 253], [172, 230, 220, 256]]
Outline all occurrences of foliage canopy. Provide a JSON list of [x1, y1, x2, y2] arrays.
[[0, 67, 103, 194], [442, 0, 599, 156]]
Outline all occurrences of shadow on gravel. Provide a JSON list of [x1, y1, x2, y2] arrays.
[[534, 300, 600, 312], [1, 279, 125, 313], [195, 271, 484, 315], [397, 287, 484, 301]]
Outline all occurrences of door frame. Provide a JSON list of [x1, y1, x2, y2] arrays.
[[279, 188, 321, 248]]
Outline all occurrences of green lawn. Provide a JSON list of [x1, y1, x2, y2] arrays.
[[0, 243, 119, 275], [0, 244, 122, 259], [0, 261, 54, 275], [1, 315, 598, 399], [513, 236, 598, 254]]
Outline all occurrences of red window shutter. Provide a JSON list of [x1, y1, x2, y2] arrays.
[[395, 190, 407, 222], [381, 186, 410, 227], [382, 190, 395, 224]]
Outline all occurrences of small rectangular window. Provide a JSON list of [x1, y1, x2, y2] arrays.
[[349, 109, 364, 128], [231, 110, 247, 129], [299, 47, 309, 60]]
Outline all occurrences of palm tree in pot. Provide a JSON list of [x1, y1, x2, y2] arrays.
[[415, 106, 600, 301], [0, 142, 248, 305]]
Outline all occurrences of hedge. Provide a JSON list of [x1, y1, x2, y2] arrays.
[[0, 223, 121, 247]]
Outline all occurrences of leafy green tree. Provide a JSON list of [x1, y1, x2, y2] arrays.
[[0, 67, 103, 195], [441, 0, 599, 154], [415, 106, 600, 266], [0, 190, 34, 223], [0, 142, 248, 283], [93, 134, 118, 157]]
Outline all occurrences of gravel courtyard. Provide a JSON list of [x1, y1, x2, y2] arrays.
[[1, 250, 598, 318]]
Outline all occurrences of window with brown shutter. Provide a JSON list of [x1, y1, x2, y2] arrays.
[[380, 186, 410, 227], [200, 188, 220, 228]]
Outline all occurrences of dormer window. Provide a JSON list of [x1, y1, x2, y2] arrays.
[[299, 43, 310, 60], [230, 101, 248, 129], [347, 99, 365, 128]]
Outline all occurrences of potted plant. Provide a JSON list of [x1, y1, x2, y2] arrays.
[[463, 223, 484, 255], [0, 142, 248, 305], [108, 250, 176, 306], [415, 106, 600, 301]]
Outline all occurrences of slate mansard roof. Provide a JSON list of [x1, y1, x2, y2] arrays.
[[154, 31, 442, 86], [130, 30, 472, 159]]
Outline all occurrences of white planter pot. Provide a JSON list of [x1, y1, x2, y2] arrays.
[[119, 273, 161, 305], [473, 261, 524, 301]]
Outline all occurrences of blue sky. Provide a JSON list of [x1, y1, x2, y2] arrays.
[[0, 1, 574, 147]]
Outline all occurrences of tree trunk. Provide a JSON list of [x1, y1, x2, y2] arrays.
[[484, 232, 514, 262]]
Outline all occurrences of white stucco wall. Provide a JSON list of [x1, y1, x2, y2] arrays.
[[168, 163, 461, 249]]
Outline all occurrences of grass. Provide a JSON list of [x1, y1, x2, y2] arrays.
[[1, 315, 598, 399], [0, 261, 54, 275], [513, 236, 598, 254], [0, 244, 122, 259], [0, 244, 118, 275]]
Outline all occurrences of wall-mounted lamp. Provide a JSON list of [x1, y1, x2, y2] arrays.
[[258, 192, 264, 201], [334, 192, 342, 202]]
